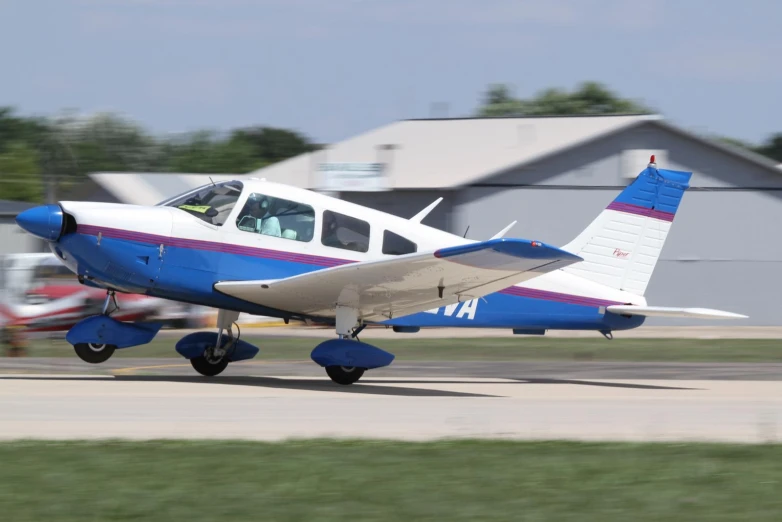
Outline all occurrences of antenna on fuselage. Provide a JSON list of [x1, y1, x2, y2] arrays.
[[208, 176, 216, 187], [463, 225, 470, 238], [410, 197, 443, 224]]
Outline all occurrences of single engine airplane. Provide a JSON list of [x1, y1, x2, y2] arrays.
[[14, 157, 746, 384]]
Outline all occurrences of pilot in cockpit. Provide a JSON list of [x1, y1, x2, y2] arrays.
[[246, 194, 281, 237]]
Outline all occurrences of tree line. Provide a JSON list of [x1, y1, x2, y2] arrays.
[[1, 82, 781, 203], [0, 109, 318, 202], [478, 82, 782, 163]]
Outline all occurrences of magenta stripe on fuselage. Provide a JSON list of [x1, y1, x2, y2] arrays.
[[606, 202, 675, 222], [76, 224, 350, 267], [75, 224, 622, 308]]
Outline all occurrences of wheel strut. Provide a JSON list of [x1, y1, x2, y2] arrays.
[[101, 290, 119, 316]]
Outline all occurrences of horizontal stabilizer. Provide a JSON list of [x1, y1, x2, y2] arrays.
[[606, 305, 748, 320]]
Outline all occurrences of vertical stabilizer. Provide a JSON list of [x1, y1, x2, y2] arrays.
[[561, 157, 691, 296]]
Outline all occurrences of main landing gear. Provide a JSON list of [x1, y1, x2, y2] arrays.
[[173, 306, 397, 385], [309, 306, 395, 386], [189, 310, 238, 377], [325, 365, 366, 385], [175, 306, 395, 385], [174, 310, 260, 377], [190, 350, 230, 377]]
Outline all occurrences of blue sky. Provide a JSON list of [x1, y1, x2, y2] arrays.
[[1, 0, 780, 144]]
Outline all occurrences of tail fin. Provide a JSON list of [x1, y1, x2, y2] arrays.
[[561, 156, 691, 296]]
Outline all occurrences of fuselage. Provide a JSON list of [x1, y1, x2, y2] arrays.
[[45, 179, 645, 332]]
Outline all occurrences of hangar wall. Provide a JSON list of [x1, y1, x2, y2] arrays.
[[453, 122, 782, 326], [0, 218, 42, 255]]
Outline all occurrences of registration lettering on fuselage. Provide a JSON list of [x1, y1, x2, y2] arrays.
[[423, 299, 478, 320]]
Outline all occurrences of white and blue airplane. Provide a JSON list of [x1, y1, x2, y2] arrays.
[[15, 156, 746, 384]]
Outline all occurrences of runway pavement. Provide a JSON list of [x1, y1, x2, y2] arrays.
[[2, 358, 782, 443]]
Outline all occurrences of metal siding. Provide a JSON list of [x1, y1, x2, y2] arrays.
[[644, 261, 779, 326]]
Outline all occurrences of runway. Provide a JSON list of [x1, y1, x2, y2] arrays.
[[2, 362, 782, 443]]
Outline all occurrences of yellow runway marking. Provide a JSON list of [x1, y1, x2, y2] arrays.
[[111, 359, 293, 375], [112, 363, 193, 375]]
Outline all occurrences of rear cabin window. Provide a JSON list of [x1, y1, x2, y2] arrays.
[[382, 230, 417, 255], [235, 193, 315, 242], [321, 210, 370, 253]]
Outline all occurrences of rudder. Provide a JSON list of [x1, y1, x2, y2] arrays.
[[561, 157, 691, 296]]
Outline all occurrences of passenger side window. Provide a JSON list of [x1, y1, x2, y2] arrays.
[[382, 230, 417, 255], [235, 193, 315, 242], [321, 210, 370, 253]]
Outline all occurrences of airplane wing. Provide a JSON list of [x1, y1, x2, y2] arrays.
[[215, 238, 582, 322], [606, 305, 747, 319]]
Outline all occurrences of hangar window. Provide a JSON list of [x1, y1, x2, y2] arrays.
[[235, 193, 315, 242], [160, 181, 243, 226], [321, 210, 370, 253], [382, 230, 417, 256]]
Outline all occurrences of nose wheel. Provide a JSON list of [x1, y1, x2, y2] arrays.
[[73, 342, 117, 364]]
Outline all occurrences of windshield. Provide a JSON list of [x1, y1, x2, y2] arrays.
[[159, 181, 243, 226]]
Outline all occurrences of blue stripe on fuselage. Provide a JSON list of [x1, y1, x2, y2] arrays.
[[58, 231, 644, 332]]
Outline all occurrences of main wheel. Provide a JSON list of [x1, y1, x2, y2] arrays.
[[190, 354, 228, 377], [73, 342, 117, 364], [326, 365, 365, 385]]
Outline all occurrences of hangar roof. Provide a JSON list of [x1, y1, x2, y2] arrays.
[[250, 114, 659, 189], [88, 114, 782, 204]]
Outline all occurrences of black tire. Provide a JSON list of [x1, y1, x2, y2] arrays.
[[325, 365, 365, 385], [190, 355, 228, 377], [73, 342, 117, 364]]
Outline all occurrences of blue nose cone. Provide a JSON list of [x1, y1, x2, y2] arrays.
[[15, 204, 64, 241]]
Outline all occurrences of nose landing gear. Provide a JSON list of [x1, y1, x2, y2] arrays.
[[72, 291, 120, 364], [73, 342, 116, 364]]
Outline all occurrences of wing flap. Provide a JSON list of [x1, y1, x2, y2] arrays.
[[606, 305, 748, 319], [215, 238, 581, 321]]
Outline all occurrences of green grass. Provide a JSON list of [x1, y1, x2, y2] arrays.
[[1, 440, 781, 521], [16, 336, 782, 362]]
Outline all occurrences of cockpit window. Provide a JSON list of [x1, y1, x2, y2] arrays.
[[159, 181, 243, 226]]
